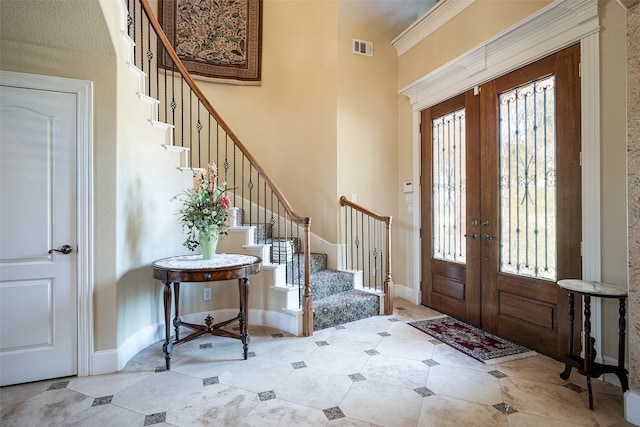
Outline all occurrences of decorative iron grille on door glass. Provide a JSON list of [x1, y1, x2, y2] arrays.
[[432, 109, 466, 264], [499, 75, 557, 281]]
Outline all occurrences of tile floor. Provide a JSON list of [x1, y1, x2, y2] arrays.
[[0, 299, 634, 426]]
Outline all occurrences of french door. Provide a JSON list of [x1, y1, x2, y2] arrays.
[[421, 45, 581, 358]]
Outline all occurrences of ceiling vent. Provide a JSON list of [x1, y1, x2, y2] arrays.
[[353, 39, 373, 57]]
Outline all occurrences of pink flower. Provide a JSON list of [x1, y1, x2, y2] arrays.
[[219, 195, 231, 210]]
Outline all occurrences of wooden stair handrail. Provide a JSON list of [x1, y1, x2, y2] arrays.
[[138, 0, 310, 226], [339, 196, 393, 314]]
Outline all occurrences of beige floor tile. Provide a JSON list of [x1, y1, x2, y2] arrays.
[[0, 387, 93, 427], [217, 353, 294, 393], [417, 394, 509, 427], [304, 343, 370, 374], [273, 365, 353, 409], [360, 354, 430, 389], [237, 398, 328, 427], [426, 364, 503, 405], [340, 379, 423, 426], [165, 383, 260, 426]]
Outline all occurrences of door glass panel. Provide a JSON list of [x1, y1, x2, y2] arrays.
[[499, 75, 557, 281], [432, 108, 466, 263]]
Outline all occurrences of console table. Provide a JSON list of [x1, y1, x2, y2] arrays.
[[557, 279, 629, 410], [152, 254, 261, 369]]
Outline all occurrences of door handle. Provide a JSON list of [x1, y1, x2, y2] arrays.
[[482, 234, 494, 241], [49, 244, 73, 255], [464, 233, 478, 240]]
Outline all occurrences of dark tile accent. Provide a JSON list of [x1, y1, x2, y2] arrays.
[[200, 343, 213, 349], [493, 402, 518, 415], [315, 340, 329, 346], [429, 339, 442, 345], [203, 376, 219, 386], [335, 325, 346, 330], [414, 386, 435, 398], [291, 361, 307, 369], [488, 370, 508, 379], [144, 412, 166, 425], [155, 366, 168, 373], [92, 395, 113, 406], [564, 382, 586, 393], [271, 333, 284, 338], [323, 406, 346, 421], [365, 349, 380, 356], [258, 390, 276, 401], [378, 331, 391, 337], [422, 359, 440, 367], [47, 381, 69, 391], [348, 373, 366, 382], [388, 318, 400, 322]]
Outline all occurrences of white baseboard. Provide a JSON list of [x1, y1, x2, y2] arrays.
[[103, 307, 304, 373], [393, 283, 421, 305], [625, 391, 640, 426], [91, 349, 118, 376]]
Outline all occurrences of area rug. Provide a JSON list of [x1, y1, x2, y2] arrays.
[[409, 316, 537, 364]]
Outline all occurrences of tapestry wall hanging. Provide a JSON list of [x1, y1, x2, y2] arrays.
[[161, 0, 262, 84]]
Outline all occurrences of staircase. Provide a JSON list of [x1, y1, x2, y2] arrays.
[[120, 0, 390, 337], [225, 215, 381, 331]]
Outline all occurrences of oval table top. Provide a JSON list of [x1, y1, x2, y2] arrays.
[[557, 279, 627, 297]]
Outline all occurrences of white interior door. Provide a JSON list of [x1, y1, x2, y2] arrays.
[[0, 84, 78, 386]]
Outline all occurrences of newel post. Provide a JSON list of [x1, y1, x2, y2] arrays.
[[302, 219, 314, 336], [384, 216, 393, 315]]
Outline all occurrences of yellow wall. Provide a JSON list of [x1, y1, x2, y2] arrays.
[[193, 0, 340, 240]]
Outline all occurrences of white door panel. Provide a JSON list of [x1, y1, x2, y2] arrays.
[[0, 85, 77, 385]]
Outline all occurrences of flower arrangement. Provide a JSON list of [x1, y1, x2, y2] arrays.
[[174, 163, 232, 251]]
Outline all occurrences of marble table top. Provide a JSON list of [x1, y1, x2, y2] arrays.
[[557, 279, 627, 297], [152, 254, 261, 270]]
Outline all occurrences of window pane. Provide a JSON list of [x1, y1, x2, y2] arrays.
[[432, 109, 466, 263], [499, 75, 556, 281]]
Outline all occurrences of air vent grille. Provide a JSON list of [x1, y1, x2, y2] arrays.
[[353, 39, 373, 57]]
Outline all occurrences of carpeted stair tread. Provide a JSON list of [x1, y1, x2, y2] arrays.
[[313, 290, 380, 330], [310, 269, 357, 300]]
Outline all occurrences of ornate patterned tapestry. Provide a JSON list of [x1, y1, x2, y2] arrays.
[[161, 0, 262, 83]]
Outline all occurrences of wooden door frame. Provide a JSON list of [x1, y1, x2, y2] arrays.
[[479, 45, 582, 357], [420, 90, 481, 326], [0, 71, 94, 377], [401, 3, 602, 357]]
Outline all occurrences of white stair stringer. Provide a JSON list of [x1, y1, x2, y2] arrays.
[[217, 225, 303, 336]]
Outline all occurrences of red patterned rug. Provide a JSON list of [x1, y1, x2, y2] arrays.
[[409, 316, 536, 364]]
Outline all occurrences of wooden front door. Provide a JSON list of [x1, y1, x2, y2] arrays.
[[421, 44, 582, 358]]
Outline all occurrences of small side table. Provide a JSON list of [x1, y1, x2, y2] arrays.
[[557, 279, 629, 410], [152, 254, 261, 369]]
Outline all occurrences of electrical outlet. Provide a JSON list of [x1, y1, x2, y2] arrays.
[[203, 288, 211, 301]]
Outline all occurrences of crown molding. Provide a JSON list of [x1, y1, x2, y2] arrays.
[[400, 0, 599, 111], [392, 0, 475, 57]]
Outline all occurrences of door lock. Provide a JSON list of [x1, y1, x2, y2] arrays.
[[464, 233, 479, 240], [49, 244, 73, 255]]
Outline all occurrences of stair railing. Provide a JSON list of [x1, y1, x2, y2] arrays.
[[339, 196, 393, 315], [128, 0, 313, 335]]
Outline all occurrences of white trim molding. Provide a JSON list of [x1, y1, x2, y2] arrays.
[[400, 0, 599, 111], [392, 0, 475, 57], [0, 71, 94, 378]]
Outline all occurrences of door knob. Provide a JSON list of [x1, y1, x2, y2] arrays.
[[482, 234, 494, 241], [49, 244, 73, 254], [464, 233, 478, 240]]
